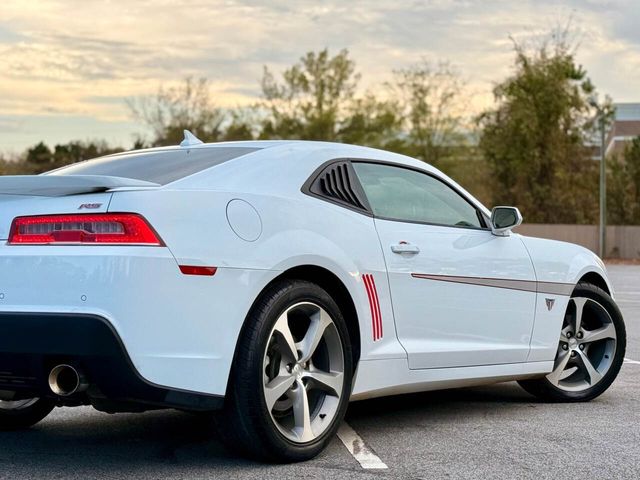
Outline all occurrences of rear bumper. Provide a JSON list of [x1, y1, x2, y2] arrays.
[[0, 244, 280, 397], [0, 312, 223, 411]]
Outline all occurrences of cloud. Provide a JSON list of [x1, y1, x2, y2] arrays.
[[0, 25, 26, 43], [0, 0, 638, 151]]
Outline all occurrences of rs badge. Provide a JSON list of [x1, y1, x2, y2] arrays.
[[78, 203, 102, 210]]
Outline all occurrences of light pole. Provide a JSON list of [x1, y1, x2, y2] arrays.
[[590, 99, 608, 259]]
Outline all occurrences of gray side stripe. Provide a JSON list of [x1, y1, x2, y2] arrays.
[[411, 273, 573, 296], [536, 281, 574, 296]]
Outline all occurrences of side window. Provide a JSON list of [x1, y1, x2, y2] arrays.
[[352, 162, 483, 228]]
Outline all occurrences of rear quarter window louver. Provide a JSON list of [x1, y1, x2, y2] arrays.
[[306, 161, 369, 213]]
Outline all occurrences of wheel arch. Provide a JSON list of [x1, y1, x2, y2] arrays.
[[228, 264, 362, 394], [264, 265, 361, 369], [577, 271, 611, 295]]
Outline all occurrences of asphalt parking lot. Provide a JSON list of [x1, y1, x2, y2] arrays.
[[1, 265, 639, 479]]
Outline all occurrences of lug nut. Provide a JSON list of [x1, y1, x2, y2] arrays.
[[566, 332, 573, 339], [579, 344, 585, 350], [577, 332, 583, 339], [286, 364, 293, 373], [562, 344, 569, 351], [571, 351, 577, 357]]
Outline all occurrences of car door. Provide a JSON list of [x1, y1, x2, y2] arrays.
[[351, 161, 537, 369]]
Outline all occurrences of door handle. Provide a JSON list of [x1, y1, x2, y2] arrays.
[[391, 242, 420, 254]]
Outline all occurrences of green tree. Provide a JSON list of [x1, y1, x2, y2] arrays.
[[607, 154, 632, 224], [337, 94, 403, 150], [608, 136, 640, 224], [26, 142, 53, 165], [478, 32, 601, 223], [12, 141, 122, 175], [628, 137, 640, 223], [258, 48, 403, 148], [259, 49, 359, 140]]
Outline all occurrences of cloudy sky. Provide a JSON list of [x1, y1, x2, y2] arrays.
[[0, 0, 639, 152]]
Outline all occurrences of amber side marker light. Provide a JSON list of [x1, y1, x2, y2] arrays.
[[178, 265, 217, 276]]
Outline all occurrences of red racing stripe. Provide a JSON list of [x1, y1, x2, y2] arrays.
[[364, 274, 378, 340], [365, 274, 378, 342], [369, 275, 383, 340], [363, 274, 383, 341], [363, 274, 377, 340]]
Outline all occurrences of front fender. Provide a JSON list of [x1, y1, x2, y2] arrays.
[[518, 235, 612, 295], [519, 235, 614, 363]]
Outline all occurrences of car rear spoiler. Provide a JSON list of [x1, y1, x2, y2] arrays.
[[0, 175, 160, 196]]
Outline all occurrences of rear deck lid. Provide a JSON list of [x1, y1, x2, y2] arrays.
[[0, 175, 159, 197]]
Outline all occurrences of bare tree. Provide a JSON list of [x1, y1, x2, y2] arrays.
[[127, 77, 225, 146], [390, 61, 468, 166]]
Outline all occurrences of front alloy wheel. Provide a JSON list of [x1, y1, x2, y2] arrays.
[[546, 297, 617, 391], [519, 282, 626, 402]]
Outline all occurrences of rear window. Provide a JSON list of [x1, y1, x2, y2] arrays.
[[48, 147, 260, 185]]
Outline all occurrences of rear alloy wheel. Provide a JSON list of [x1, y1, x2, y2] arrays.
[[220, 280, 353, 462], [519, 282, 626, 402], [263, 302, 345, 443], [0, 397, 55, 430]]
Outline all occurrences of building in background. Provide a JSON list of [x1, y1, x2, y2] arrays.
[[606, 103, 640, 158]]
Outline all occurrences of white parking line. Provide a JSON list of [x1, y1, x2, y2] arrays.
[[337, 422, 388, 469], [624, 358, 640, 365]]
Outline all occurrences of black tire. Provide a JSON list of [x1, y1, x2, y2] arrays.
[[0, 398, 55, 430], [519, 282, 626, 402], [219, 279, 353, 462]]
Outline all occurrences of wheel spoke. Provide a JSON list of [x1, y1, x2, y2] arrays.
[[582, 323, 616, 344], [264, 374, 296, 411], [576, 350, 603, 385], [547, 349, 572, 386], [297, 309, 332, 364], [559, 325, 571, 343], [290, 380, 314, 442], [273, 312, 298, 362], [303, 369, 343, 397], [573, 297, 588, 334]]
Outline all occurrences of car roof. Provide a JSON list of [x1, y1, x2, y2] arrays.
[[106, 140, 430, 171], [152, 140, 490, 217], [101, 140, 298, 158]]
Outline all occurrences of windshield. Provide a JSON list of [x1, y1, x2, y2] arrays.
[[48, 147, 260, 185]]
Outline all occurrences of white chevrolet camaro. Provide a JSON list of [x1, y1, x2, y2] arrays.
[[0, 133, 626, 462]]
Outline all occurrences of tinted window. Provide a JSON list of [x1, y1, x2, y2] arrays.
[[48, 147, 260, 185], [352, 162, 482, 228]]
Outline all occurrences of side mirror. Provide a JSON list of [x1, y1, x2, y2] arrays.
[[490, 206, 523, 236]]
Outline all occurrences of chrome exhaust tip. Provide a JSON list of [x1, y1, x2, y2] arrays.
[[48, 364, 88, 396]]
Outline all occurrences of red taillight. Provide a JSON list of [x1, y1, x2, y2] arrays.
[[8, 213, 164, 246]]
